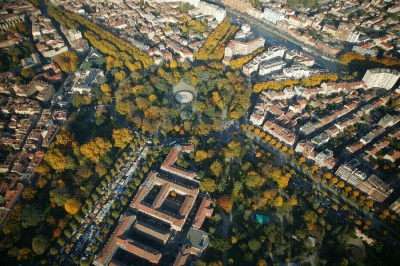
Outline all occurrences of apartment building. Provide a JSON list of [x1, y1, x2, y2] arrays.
[[362, 68, 400, 90]]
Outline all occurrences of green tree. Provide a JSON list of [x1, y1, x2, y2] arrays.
[[210, 160, 223, 177], [248, 239, 261, 253], [21, 203, 45, 228], [211, 237, 232, 253], [303, 210, 318, 227], [22, 187, 37, 201], [244, 171, 262, 189], [32, 235, 49, 255], [200, 178, 217, 193]]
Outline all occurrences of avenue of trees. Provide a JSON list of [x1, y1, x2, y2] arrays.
[[253, 73, 339, 92], [195, 18, 239, 61], [48, 6, 152, 70], [340, 51, 400, 67], [229, 48, 264, 70]]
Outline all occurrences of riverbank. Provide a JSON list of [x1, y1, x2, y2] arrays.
[[224, 6, 344, 72]]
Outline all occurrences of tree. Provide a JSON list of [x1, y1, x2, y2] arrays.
[[194, 18, 237, 61], [144, 106, 163, 119], [288, 196, 298, 206], [195, 150, 208, 163], [248, 239, 261, 253], [32, 235, 49, 255], [303, 210, 318, 227], [53, 227, 62, 238], [44, 148, 75, 171], [263, 189, 278, 200], [64, 198, 82, 215], [21, 203, 45, 228], [277, 173, 290, 189], [115, 70, 126, 81], [22, 187, 37, 201], [230, 48, 264, 69], [100, 83, 111, 96], [57, 238, 66, 246], [112, 128, 134, 149], [50, 188, 69, 206], [54, 51, 79, 73], [95, 162, 108, 176], [80, 137, 112, 162], [211, 237, 232, 253], [324, 173, 332, 179], [273, 195, 284, 207], [200, 178, 217, 193], [244, 171, 262, 189], [216, 195, 233, 213], [50, 247, 58, 255], [169, 59, 178, 69], [337, 181, 345, 189], [21, 68, 34, 79], [365, 200, 374, 208], [17, 247, 32, 261], [339, 52, 366, 64], [210, 160, 223, 177]]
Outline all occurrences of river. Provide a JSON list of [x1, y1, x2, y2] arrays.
[[225, 10, 344, 73]]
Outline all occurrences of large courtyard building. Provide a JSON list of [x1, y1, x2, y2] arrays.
[[94, 144, 213, 266]]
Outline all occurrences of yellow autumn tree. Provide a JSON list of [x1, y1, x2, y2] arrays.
[[80, 137, 112, 162], [339, 52, 366, 64], [64, 198, 82, 215], [195, 150, 208, 163], [263, 189, 278, 200], [112, 128, 134, 149], [273, 195, 284, 207], [100, 84, 111, 96], [54, 51, 79, 73]]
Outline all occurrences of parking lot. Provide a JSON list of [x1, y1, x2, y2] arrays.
[[55, 144, 149, 264]]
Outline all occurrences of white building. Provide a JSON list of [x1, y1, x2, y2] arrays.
[[224, 37, 265, 57], [197, 2, 226, 22], [283, 65, 310, 79], [362, 68, 400, 90], [72, 68, 104, 94], [247, 7, 264, 20], [259, 58, 286, 75], [335, 163, 367, 187], [242, 45, 286, 76], [69, 28, 82, 42], [263, 7, 285, 24]]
